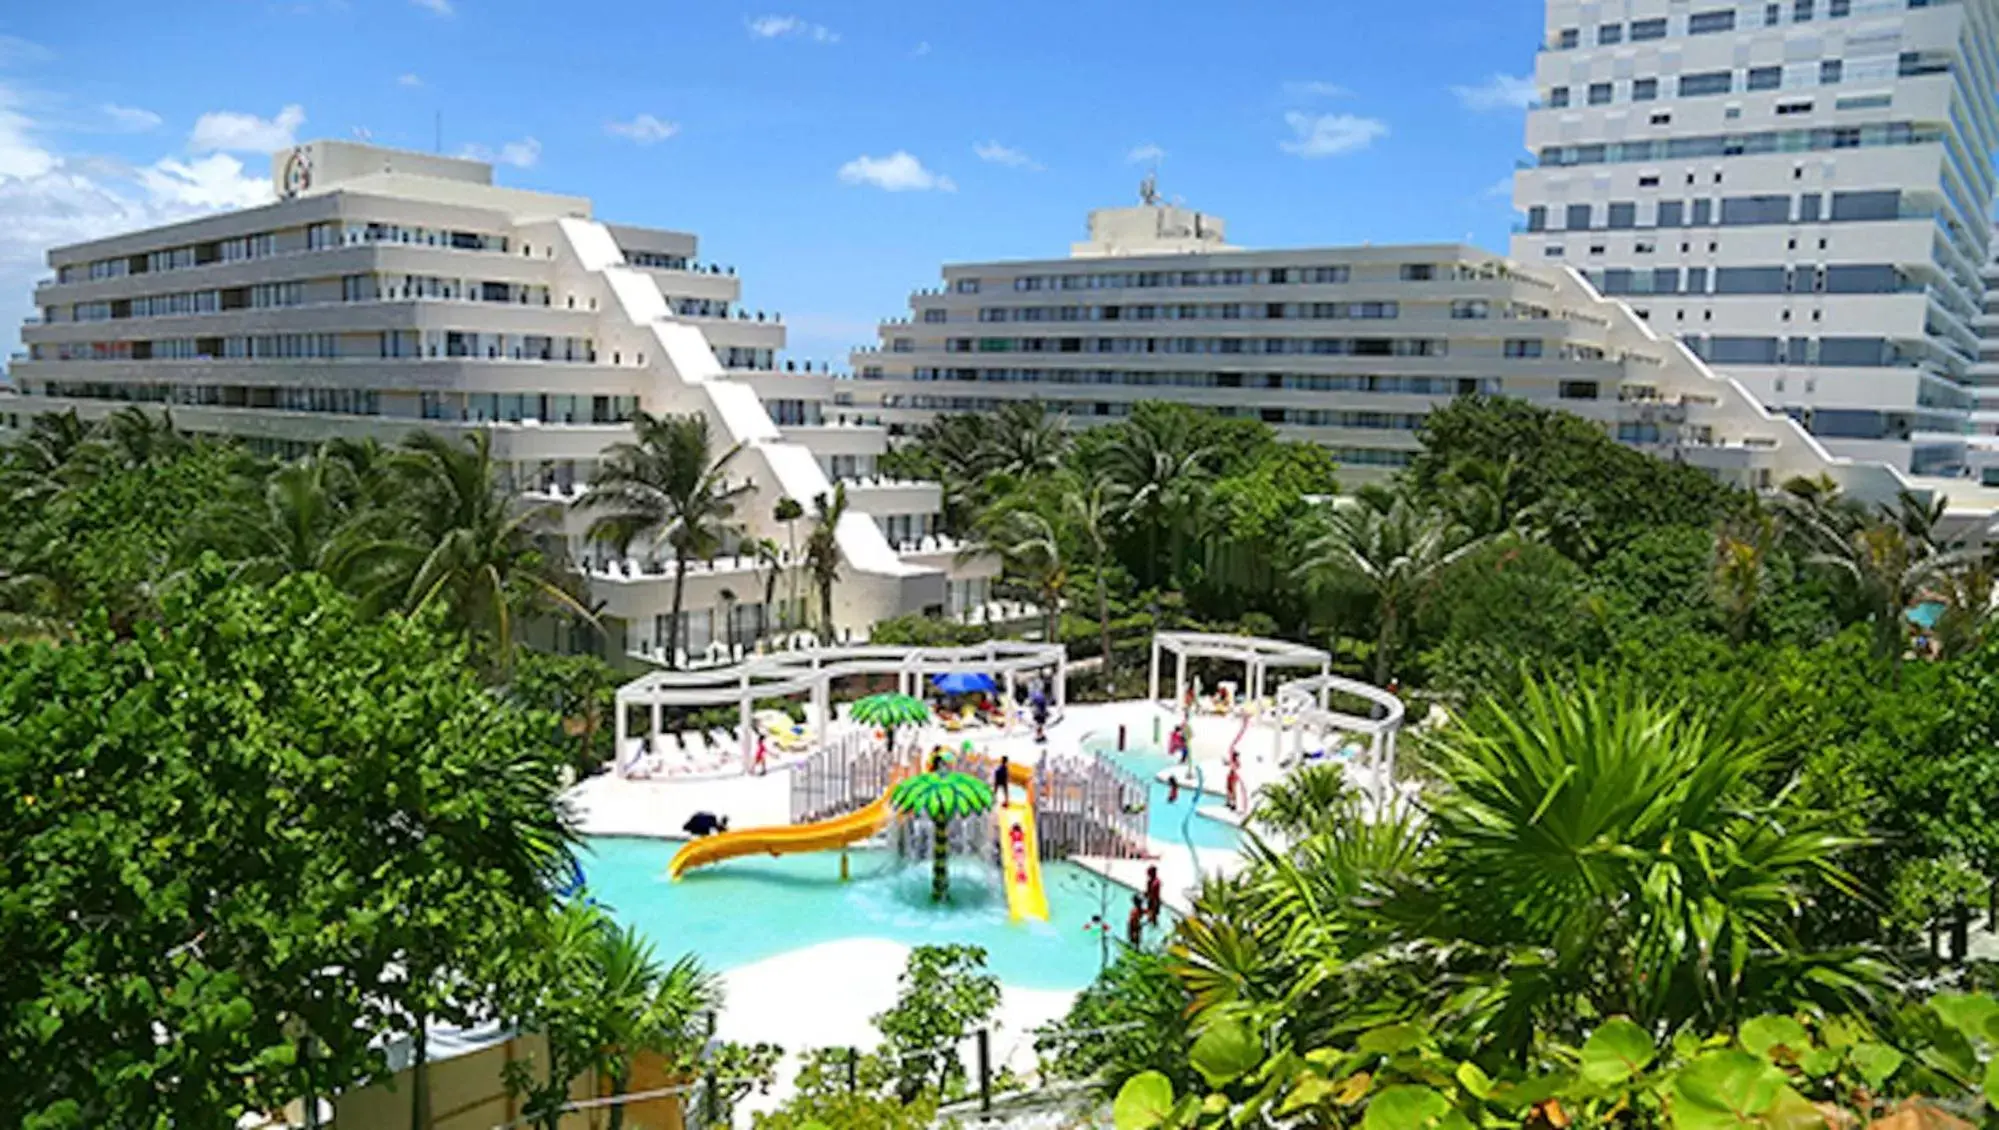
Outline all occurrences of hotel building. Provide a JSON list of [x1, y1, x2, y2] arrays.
[[1511, 0, 1999, 477], [0, 140, 997, 665], [852, 194, 1926, 504]]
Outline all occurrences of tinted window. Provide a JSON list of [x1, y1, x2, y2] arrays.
[[1830, 190, 1899, 221], [1721, 195, 1792, 225]]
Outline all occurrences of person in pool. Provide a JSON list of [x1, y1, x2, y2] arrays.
[[1126, 893, 1146, 949], [1144, 865, 1163, 926]]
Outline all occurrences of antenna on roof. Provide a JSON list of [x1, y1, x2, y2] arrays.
[[1139, 170, 1160, 206]]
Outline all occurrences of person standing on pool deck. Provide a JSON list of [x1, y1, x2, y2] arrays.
[[1126, 893, 1146, 948], [993, 754, 1012, 805], [1144, 865, 1163, 926], [751, 734, 768, 777], [1225, 752, 1244, 813]]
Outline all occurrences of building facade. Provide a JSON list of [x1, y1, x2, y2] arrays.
[[852, 197, 1918, 502], [0, 140, 996, 665], [1511, 0, 1999, 477]]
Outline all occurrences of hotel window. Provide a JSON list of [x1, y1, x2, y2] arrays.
[[922, 308, 947, 323], [1688, 9, 1736, 34], [1526, 205, 1547, 232], [1794, 0, 1813, 20], [1748, 66, 1781, 91], [1557, 27, 1579, 48], [1820, 59, 1842, 84], [1588, 82, 1613, 105], [1503, 339, 1544, 358], [1658, 198, 1687, 226], [1607, 202, 1636, 229], [1765, 2, 1782, 23], [1632, 78, 1658, 101], [1565, 203, 1592, 230], [1399, 264, 1434, 281], [953, 278, 980, 294], [1630, 17, 1666, 40], [1598, 23, 1622, 44], [1548, 86, 1571, 108], [1680, 71, 1733, 96]]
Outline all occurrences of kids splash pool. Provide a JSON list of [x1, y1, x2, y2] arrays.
[[583, 836, 1168, 992]]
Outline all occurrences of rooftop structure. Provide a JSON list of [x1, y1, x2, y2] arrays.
[[0, 139, 1000, 663]]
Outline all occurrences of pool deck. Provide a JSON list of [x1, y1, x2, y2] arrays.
[[562, 695, 1354, 1118]]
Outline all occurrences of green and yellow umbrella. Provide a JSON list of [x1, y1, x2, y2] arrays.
[[850, 692, 931, 730], [889, 771, 996, 823]]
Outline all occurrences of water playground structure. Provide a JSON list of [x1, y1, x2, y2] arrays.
[[601, 635, 1402, 947]]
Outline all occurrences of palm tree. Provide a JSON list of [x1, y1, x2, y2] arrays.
[[804, 485, 847, 643], [195, 457, 358, 585], [889, 767, 997, 902], [773, 497, 804, 628], [973, 504, 1066, 644], [1711, 508, 1778, 643], [1102, 412, 1215, 589], [1246, 761, 1351, 840], [1438, 455, 1539, 540], [748, 536, 782, 646], [366, 431, 592, 672], [978, 401, 1070, 481], [0, 409, 94, 508], [94, 405, 187, 469], [580, 413, 750, 667], [591, 930, 720, 1130], [1066, 476, 1125, 676], [1295, 495, 1481, 684], [1782, 490, 1977, 661]]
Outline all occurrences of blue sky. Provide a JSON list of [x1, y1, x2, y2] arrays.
[[0, 0, 1546, 364]]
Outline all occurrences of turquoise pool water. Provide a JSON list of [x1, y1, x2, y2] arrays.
[[1087, 741, 1244, 853], [583, 837, 1167, 992]]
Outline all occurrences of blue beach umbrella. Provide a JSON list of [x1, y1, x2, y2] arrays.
[[932, 671, 998, 695]]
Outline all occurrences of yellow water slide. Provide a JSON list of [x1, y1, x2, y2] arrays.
[[995, 761, 1049, 921], [668, 787, 898, 880]]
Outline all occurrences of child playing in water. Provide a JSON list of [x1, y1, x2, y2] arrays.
[[1126, 894, 1146, 949]]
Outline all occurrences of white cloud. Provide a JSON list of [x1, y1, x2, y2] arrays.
[[912, 41, 931, 57], [1285, 80, 1350, 99], [973, 141, 1041, 171], [1482, 175, 1515, 200], [837, 151, 954, 192], [605, 114, 680, 145], [458, 137, 540, 168], [747, 14, 839, 42], [410, 0, 453, 15], [1279, 111, 1387, 158], [0, 35, 53, 66], [136, 153, 275, 209], [101, 104, 162, 132], [1125, 143, 1165, 165], [1452, 73, 1538, 112], [0, 84, 274, 360], [189, 104, 305, 154], [397, 73, 423, 87]]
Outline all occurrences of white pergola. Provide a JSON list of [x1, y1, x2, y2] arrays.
[[613, 640, 1069, 769], [1146, 631, 1405, 798], [1148, 631, 1333, 718]]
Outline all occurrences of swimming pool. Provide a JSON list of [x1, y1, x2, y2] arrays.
[[1082, 739, 1244, 853], [583, 837, 1166, 992]]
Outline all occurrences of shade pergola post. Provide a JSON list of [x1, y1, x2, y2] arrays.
[[613, 695, 630, 777]]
